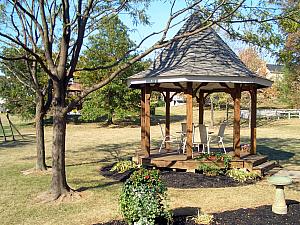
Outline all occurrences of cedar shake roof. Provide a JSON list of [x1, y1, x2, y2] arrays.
[[128, 14, 272, 91]]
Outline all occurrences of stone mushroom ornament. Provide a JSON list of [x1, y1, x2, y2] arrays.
[[268, 176, 293, 214]]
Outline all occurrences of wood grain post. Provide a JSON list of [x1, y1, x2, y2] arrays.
[[141, 85, 151, 157], [165, 91, 171, 151], [250, 87, 257, 155], [233, 84, 241, 158], [145, 84, 151, 157], [186, 82, 193, 159], [141, 87, 145, 154], [198, 92, 204, 125]]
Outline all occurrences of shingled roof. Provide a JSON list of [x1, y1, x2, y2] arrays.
[[128, 14, 272, 91]]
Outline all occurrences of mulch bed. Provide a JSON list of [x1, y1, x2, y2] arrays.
[[160, 171, 255, 188], [100, 164, 256, 188], [95, 202, 300, 225], [99, 164, 299, 224]]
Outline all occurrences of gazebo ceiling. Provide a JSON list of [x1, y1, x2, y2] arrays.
[[128, 14, 272, 92]]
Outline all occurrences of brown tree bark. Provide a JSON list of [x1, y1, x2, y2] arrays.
[[50, 81, 70, 199], [35, 93, 47, 171]]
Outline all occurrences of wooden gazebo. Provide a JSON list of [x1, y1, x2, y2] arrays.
[[128, 14, 272, 165]]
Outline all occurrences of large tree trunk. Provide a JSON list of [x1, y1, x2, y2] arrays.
[[35, 93, 47, 171], [50, 81, 70, 199]]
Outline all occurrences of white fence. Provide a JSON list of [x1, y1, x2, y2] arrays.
[[240, 109, 300, 119]]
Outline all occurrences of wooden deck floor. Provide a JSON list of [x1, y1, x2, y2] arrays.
[[133, 148, 276, 175]]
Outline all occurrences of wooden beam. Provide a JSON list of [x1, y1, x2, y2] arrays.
[[198, 92, 204, 125], [185, 82, 193, 159], [151, 87, 182, 93], [250, 87, 257, 154], [204, 89, 232, 94], [170, 92, 179, 100], [233, 84, 241, 158], [219, 82, 230, 89], [193, 82, 208, 96], [173, 82, 186, 92], [165, 91, 171, 151]]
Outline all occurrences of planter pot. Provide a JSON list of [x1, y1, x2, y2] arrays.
[[207, 156, 217, 161]]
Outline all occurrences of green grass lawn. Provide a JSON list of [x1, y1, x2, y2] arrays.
[[0, 109, 300, 225]]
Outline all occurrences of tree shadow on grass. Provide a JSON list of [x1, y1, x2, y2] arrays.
[[66, 141, 139, 167], [0, 134, 35, 150], [76, 181, 120, 192], [257, 137, 300, 166]]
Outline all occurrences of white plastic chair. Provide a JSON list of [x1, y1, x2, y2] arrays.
[[180, 122, 195, 154], [193, 124, 211, 154], [180, 123, 187, 153], [213, 122, 227, 153], [158, 123, 179, 152]]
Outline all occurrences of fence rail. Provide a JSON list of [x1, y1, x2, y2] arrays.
[[241, 109, 300, 119]]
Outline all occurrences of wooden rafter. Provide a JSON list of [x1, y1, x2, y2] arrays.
[[193, 82, 208, 96]]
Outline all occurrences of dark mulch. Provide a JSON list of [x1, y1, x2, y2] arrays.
[[100, 164, 256, 188], [212, 201, 300, 225], [95, 202, 300, 225], [160, 171, 255, 188], [99, 164, 299, 225]]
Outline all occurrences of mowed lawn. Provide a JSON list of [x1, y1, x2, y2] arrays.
[[0, 108, 300, 225]]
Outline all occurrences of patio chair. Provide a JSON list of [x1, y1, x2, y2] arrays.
[[211, 122, 227, 153], [180, 123, 187, 153], [193, 124, 211, 154], [180, 122, 194, 154], [158, 123, 179, 153]]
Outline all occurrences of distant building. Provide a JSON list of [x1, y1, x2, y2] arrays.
[[265, 64, 284, 81], [67, 78, 82, 96], [170, 93, 185, 106], [67, 78, 83, 112]]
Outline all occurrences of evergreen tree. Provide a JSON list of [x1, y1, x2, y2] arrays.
[[79, 16, 148, 124]]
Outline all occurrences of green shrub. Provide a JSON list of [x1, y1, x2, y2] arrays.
[[120, 168, 171, 225], [198, 163, 223, 176], [226, 168, 260, 183], [110, 160, 137, 173], [194, 153, 232, 169]]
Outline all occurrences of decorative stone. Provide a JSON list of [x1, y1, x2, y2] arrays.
[[268, 176, 292, 215]]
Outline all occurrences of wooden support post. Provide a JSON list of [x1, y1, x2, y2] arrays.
[[233, 84, 241, 158], [186, 82, 193, 159], [145, 85, 151, 157], [250, 87, 257, 155], [141, 87, 146, 155], [198, 92, 204, 125], [165, 91, 171, 151], [141, 85, 151, 157]]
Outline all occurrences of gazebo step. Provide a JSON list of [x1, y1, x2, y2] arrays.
[[243, 155, 268, 167], [264, 166, 283, 177], [253, 161, 277, 176]]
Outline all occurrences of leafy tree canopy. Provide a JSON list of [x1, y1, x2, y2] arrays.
[[79, 16, 148, 123], [276, 0, 300, 108], [0, 48, 48, 119]]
